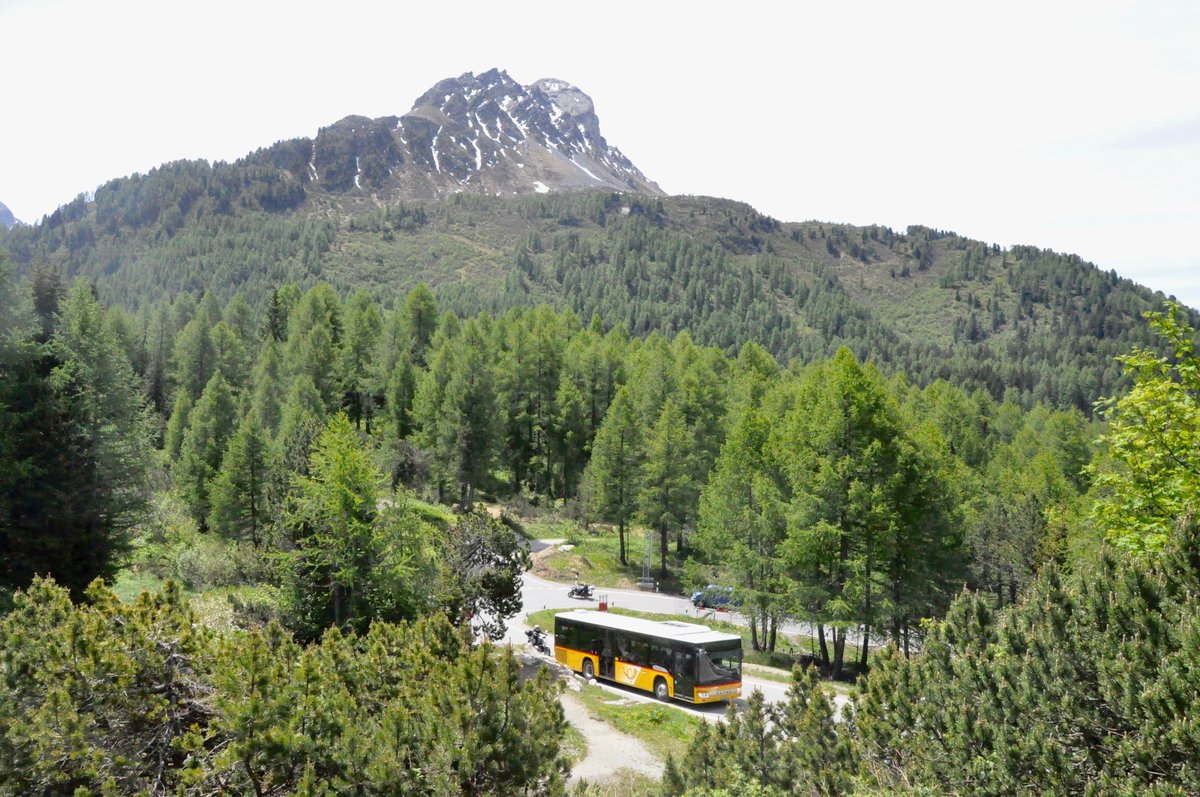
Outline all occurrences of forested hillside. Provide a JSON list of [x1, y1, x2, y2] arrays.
[[1, 171, 1186, 412], [3, 217, 1200, 793]]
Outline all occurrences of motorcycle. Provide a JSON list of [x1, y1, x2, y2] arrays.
[[525, 627, 551, 656], [568, 583, 594, 600]]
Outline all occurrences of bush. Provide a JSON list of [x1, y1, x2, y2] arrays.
[[172, 534, 274, 589], [0, 578, 569, 796]]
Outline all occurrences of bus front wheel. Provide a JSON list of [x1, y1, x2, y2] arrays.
[[582, 659, 595, 680], [654, 677, 669, 701]]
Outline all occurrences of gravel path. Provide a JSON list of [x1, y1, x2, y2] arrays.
[[561, 692, 663, 785]]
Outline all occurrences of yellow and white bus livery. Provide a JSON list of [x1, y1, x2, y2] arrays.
[[553, 610, 742, 704]]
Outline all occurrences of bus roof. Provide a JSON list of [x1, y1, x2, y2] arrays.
[[554, 610, 742, 647]]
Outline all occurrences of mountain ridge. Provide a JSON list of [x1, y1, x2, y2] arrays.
[[0, 70, 1190, 413]]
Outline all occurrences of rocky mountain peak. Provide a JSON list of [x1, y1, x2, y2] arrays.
[[253, 69, 662, 200], [0, 201, 15, 229]]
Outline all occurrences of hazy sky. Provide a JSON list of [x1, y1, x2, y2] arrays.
[[2, 0, 1198, 306]]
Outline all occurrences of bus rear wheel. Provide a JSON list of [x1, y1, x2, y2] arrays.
[[582, 659, 595, 680], [654, 677, 669, 701]]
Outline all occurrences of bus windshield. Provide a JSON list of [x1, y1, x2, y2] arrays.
[[697, 642, 741, 685]]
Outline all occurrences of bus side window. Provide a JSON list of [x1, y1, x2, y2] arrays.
[[556, 621, 575, 650], [629, 638, 647, 667]]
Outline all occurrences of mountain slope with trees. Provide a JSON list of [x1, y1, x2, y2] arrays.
[[0, 69, 1189, 413], [0, 185, 1182, 413]]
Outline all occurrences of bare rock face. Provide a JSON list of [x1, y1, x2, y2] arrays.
[[250, 69, 662, 200]]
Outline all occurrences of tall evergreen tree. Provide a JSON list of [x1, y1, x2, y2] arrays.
[[445, 318, 502, 509], [283, 414, 436, 638], [170, 312, 216, 401], [283, 283, 343, 411], [780, 348, 960, 676], [163, 390, 193, 461], [402, 283, 438, 366], [638, 398, 693, 577], [209, 413, 271, 547], [696, 406, 788, 651], [13, 281, 153, 595], [585, 385, 643, 565], [341, 288, 382, 430], [175, 371, 237, 528]]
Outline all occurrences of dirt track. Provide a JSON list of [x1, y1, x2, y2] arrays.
[[560, 692, 663, 785]]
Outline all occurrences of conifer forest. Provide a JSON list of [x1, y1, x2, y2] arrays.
[[2, 186, 1200, 795]]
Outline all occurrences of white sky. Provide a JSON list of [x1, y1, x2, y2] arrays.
[[2, 0, 1198, 306]]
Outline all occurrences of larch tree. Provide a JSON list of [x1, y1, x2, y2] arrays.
[[696, 406, 789, 652], [175, 371, 237, 529], [585, 385, 643, 566], [341, 288, 382, 431], [208, 412, 271, 547], [638, 398, 694, 577], [780, 348, 959, 677]]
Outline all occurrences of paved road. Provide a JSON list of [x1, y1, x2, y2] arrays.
[[504, 570, 844, 721]]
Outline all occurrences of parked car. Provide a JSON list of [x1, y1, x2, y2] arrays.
[[692, 584, 739, 609]]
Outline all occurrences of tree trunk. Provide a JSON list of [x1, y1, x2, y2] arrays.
[[767, 616, 777, 653], [817, 624, 830, 667], [332, 582, 345, 629], [659, 525, 669, 578], [618, 517, 627, 566], [859, 624, 870, 670], [832, 628, 846, 680], [750, 615, 760, 651]]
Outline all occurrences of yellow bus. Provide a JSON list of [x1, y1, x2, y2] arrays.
[[553, 610, 742, 704]]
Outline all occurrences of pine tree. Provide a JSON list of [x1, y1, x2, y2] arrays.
[[46, 281, 152, 592], [445, 318, 502, 509], [248, 335, 285, 435], [211, 319, 249, 391], [175, 371, 237, 528], [273, 374, 326, 487], [283, 414, 436, 638], [585, 385, 643, 565], [163, 389, 193, 461], [638, 398, 693, 577], [696, 406, 788, 651], [209, 413, 271, 547], [341, 288, 382, 430], [170, 312, 216, 400], [283, 283, 343, 411], [402, 283, 438, 366]]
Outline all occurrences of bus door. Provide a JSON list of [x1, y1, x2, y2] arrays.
[[673, 648, 696, 700], [599, 631, 615, 679]]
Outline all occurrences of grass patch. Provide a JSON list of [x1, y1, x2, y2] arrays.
[[405, 496, 457, 529], [533, 524, 690, 592], [573, 681, 702, 762], [570, 770, 661, 796], [560, 721, 588, 767], [110, 568, 173, 603]]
